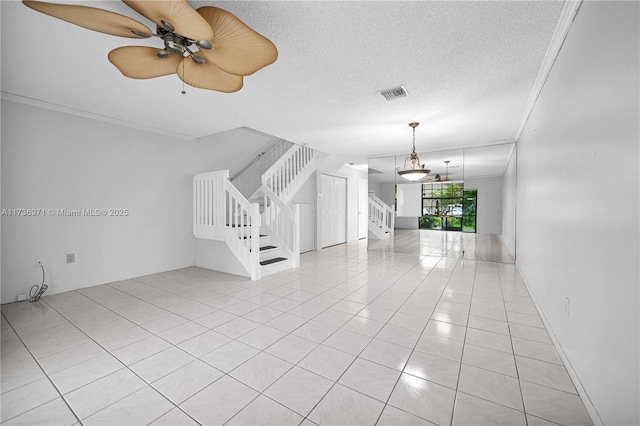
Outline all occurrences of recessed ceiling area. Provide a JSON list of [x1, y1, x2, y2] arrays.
[[1, 1, 564, 163]]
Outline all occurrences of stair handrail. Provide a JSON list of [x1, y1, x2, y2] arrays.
[[231, 138, 294, 198], [259, 184, 300, 268], [261, 144, 316, 202], [230, 138, 286, 181]]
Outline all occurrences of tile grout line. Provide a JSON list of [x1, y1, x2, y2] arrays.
[[371, 254, 463, 425], [448, 254, 477, 426], [0, 309, 84, 425], [3, 237, 560, 426], [3, 247, 395, 425], [248, 250, 443, 424], [497, 260, 530, 426], [34, 295, 202, 425]]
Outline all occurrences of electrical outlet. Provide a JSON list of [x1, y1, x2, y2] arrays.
[[564, 297, 570, 317], [17, 294, 26, 302], [66, 253, 75, 264]]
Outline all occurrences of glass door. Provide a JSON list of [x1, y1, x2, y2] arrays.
[[463, 189, 477, 233], [420, 182, 463, 231]]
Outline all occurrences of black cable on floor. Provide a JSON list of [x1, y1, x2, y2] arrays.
[[29, 262, 48, 302]]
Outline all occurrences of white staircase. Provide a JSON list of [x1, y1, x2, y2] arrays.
[[193, 144, 319, 280], [368, 193, 394, 240]]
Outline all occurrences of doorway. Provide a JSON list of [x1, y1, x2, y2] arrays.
[[358, 178, 368, 239], [320, 174, 347, 248]]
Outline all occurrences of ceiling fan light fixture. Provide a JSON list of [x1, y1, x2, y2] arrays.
[[397, 122, 430, 181], [196, 40, 212, 50], [160, 19, 175, 32], [428, 160, 455, 183], [442, 160, 452, 182], [191, 54, 205, 64]]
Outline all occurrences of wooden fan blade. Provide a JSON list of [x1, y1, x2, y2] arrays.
[[23, 1, 152, 38], [177, 57, 243, 93], [123, 0, 213, 43], [108, 46, 182, 79], [196, 7, 278, 76]]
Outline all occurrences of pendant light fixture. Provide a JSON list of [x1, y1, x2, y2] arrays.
[[397, 122, 430, 181]]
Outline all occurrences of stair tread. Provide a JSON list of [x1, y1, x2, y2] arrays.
[[260, 257, 288, 266], [250, 245, 278, 253]]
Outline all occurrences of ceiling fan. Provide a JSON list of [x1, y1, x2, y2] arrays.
[[427, 160, 454, 183], [22, 0, 278, 93]]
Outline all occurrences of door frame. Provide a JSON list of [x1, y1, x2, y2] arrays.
[[316, 171, 348, 250]]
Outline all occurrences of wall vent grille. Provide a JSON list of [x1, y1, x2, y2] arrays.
[[379, 85, 408, 101]]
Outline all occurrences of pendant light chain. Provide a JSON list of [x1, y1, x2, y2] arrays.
[[181, 59, 186, 95], [412, 125, 417, 152]]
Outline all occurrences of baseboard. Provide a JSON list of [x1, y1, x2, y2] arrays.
[[0, 262, 198, 305], [514, 262, 603, 425]]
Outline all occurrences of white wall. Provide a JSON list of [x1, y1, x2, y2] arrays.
[[501, 147, 517, 256], [396, 183, 422, 217], [464, 176, 503, 234], [367, 181, 381, 197], [515, 2, 639, 424], [1, 101, 196, 303], [195, 239, 248, 277], [292, 175, 318, 252], [395, 183, 420, 229], [192, 127, 281, 177], [379, 183, 396, 208]]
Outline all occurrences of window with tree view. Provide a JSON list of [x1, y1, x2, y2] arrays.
[[419, 182, 477, 233]]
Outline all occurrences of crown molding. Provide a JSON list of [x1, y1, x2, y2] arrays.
[[515, 0, 583, 141], [1, 91, 195, 141]]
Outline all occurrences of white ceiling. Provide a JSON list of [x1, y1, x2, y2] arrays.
[[1, 1, 564, 165]]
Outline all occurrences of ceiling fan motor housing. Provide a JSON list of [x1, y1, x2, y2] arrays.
[[158, 26, 191, 55]]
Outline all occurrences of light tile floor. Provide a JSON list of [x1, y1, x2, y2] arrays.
[[1, 232, 593, 425]]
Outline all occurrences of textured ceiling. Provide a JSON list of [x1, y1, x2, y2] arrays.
[[1, 1, 564, 165]]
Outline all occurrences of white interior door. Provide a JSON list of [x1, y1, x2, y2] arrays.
[[320, 174, 347, 248], [320, 174, 333, 248], [333, 176, 347, 245], [358, 178, 368, 239]]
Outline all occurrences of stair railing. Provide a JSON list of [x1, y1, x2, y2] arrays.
[[368, 193, 395, 238], [262, 144, 317, 203], [193, 170, 261, 280], [260, 184, 300, 268]]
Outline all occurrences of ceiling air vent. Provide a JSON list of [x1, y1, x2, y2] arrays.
[[379, 85, 408, 101]]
